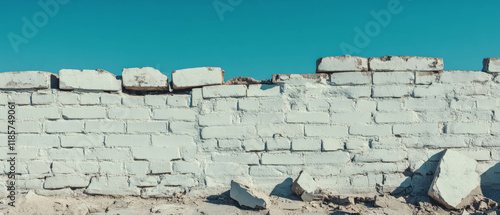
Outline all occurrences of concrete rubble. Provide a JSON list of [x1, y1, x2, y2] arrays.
[[229, 180, 270, 209], [428, 149, 481, 210], [291, 171, 319, 202]]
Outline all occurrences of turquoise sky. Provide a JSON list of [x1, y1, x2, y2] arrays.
[[1, 0, 499, 81]]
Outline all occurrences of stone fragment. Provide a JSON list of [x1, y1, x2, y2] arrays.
[[59, 69, 121, 91], [483, 58, 500, 72], [230, 180, 270, 209], [0, 71, 57, 89], [291, 171, 318, 202], [428, 149, 481, 210], [272, 73, 329, 85], [369, 56, 443, 71], [171, 67, 224, 90], [122, 67, 168, 90], [316, 55, 368, 72]]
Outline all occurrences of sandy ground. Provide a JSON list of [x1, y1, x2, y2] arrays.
[[0, 191, 498, 215]]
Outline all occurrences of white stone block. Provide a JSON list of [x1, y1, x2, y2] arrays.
[[17, 107, 60, 120], [415, 72, 439, 84], [393, 123, 439, 135], [173, 161, 199, 174], [48, 148, 85, 160], [86, 148, 131, 160], [7, 93, 31, 104], [58, 92, 79, 104], [0, 71, 56, 89], [355, 150, 407, 162], [190, 88, 202, 107], [212, 153, 259, 165], [329, 72, 371, 85], [145, 95, 166, 106], [241, 113, 284, 124], [316, 55, 368, 72], [171, 67, 224, 90], [169, 122, 197, 135], [242, 139, 265, 151], [373, 72, 414, 84], [122, 96, 144, 106], [125, 161, 149, 174], [79, 93, 101, 105], [27, 161, 51, 174], [199, 113, 232, 126], [202, 85, 247, 98], [62, 107, 106, 119], [16, 122, 42, 133], [369, 56, 443, 71], [377, 100, 402, 111], [483, 58, 500, 72], [238, 99, 260, 111], [59, 69, 121, 91], [86, 176, 138, 196], [151, 135, 195, 147], [131, 147, 179, 161], [100, 94, 121, 105], [345, 139, 369, 151], [108, 108, 150, 120], [230, 180, 270, 209], [122, 67, 169, 90], [166, 95, 190, 107]]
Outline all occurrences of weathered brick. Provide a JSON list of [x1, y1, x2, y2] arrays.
[[291, 138, 322, 151], [106, 135, 150, 147], [166, 95, 190, 107], [446, 123, 489, 134], [125, 161, 149, 174], [100, 162, 124, 175], [86, 176, 138, 196], [59, 69, 121, 91], [201, 125, 255, 139], [85, 121, 125, 133], [261, 153, 303, 165], [324, 86, 371, 98], [122, 96, 144, 106], [18, 107, 60, 120], [374, 112, 418, 123], [238, 98, 259, 111], [483, 58, 500, 72], [247, 84, 281, 97], [48, 148, 84, 160], [404, 98, 448, 111], [152, 109, 195, 121], [169, 122, 197, 135], [171, 67, 224, 90], [369, 56, 443, 71], [439, 71, 491, 83], [356, 100, 376, 112], [32, 93, 55, 104], [214, 99, 238, 111], [249, 166, 289, 177], [27, 161, 51, 174], [286, 112, 329, 123], [242, 139, 265, 151], [8, 93, 31, 105], [256, 124, 303, 138], [0, 71, 55, 89], [345, 139, 369, 150], [266, 138, 291, 151], [199, 113, 232, 126], [190, 88, 202, 107], [217, 139, 242, 150], [44, 175, 90, 189], [415, 72, 439, 85], [61, 135, 104, 147], [331, 112, 371, 124], [127, 122, 168, 133], [241, 112, 284, 124], [304, 125, 348, 137], [372, 85, 412, 98], [16, 121, 42, 133], [144, 95, 166, 106], [330, 72, 371, 85], [58, 92, 79, 105], [108, 108, 150, 120], [322, 138, 344, 151], [122, 67, 168, 90], [355, 150, 408, 162], [86, 148, 131, 160], [100, 94, 121, 105], [349, 125, 392, 136], [150, 161, 172, 174], [373, 72, 414, 84], [151, 135, 195, 147], [203, 85, 247, 98], [79, 93, 101, 105], [304, 151, 350, 164], [212, 153, 259, 164], [131, 147, 179, 161], [62, 107, 106, 119], [377, 100, 402, 112], [393, 123, 439, 135], [307, 99, 330, 111], [316, 55, 368, 72], [172, 161, 199, 174], [413, 85, 448, 98], [45, 121, 84, 133]]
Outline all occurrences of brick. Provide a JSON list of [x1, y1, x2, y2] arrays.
[[346, 139, 369, 150], [79, 93, 100, 105], [330, 72, 371, 85], [32, 93, 55, 104], [261, 153, 303, 165], [7, 93, 31, 104], [62, 107, 106, 119], [217, 139, 242, 150], [291, 138, 321, 151], [106, 135, 150, 147], [322, 138, 344, 151], [373, 72, 414, 84], [85, 121, 125, 133], [100, 162, 124, 175], [202, 85, 247, 98], [331, 112, 371, 124], [260, 98, 285, 111], [257, 124, 304, 137], [27, 161, 51, 174], [403, 136, 467, 148], [86, 176, 138, 196], [201, 125, 255, 139], [131, 147, 179, 161], [16, 121, 41, 133], [316, 55, 368, 72], [52, 162, 99, 174], [86, 148, 131, 160], [325, 86, 371, 98], [206, 163, 248, 177], [307, 99, 330, 111], [18, 107, 60, 120], [151, 135, 195, 147], [476, 98, 497, 110], [404, 98, 448, 111], [417, 111, 455, 123], [265, 138, 291, 151], [169, 122, 197, 135], [356, 100, 376, 112], [122, 96, 144, 106], [59, 69, 121, 91], [415, 72, 439, 84], [172, 161, 199, 174], [446, 123, 489, 134], [161, 174, 197, 187], [199, 113, 232, 126], [374, 112, 418, 123], [304, 125, 348, 137], [304, 151, 350, 164], [61, 135, 104, 147], [241, 113, 284, 124], [127, 121, 167, 133], [45, 121, 84, 133], [190, 88, 202, 107], [369, 56, 443, 71], [214, 99, 237, 111], [171, 67, 224, 90], [247, 84, 281, 97], [242, 139, 265, 151], [272, 73, 329, 85], [151, 161, 172, 174], [413, 85, 448, 98], [48, 148, 84, 160], [439, 71, 491, 83], [0, 71, 55, 89], [166, 95, 190, 107], [212, 153, 259, 164], [483, 58, 500, 72], [125, 161, 149, 174], [152, 109, 195, 121], [249, 166, 289, 177], [355, 150, 408, 162], [44, 175, 90, 189], [238, 98, 259, 111], [393, 123, 439, 135], [108, 108, 150, 120], [372, 85, 412, 98], [349, 125, 391, 136], [329, 99, 354, 112], [58, 92, 79, 104], [100, 94, 121, 105], [286, 112, 329, 123], [122, 67, 168, 90], [144, 95, 166, 106]]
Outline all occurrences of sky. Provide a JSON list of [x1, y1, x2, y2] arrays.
[[0, 0, 499, 81]]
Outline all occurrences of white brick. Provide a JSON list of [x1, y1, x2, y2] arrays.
[[415, 72, 439, 84], [173, 161, 199, 174], [329, 72, 371, 85], [190, 88, 202, 107], [242, 139, 265, 151], [369, 56, 443, 71], [356, 100, 376, 112], [86, 148, 131, 160], [439, 71, 491, 83], [201, 125, 255, 139], [324, 86, 371, 98], [151, 161, 172, 174], [329, 99, 354, 112], [108, 108, 150, 120], [260, 98, 285, 111], [125, 161, 149, 174], [169, 122, 197, 135], [44, 175, 89, 189], [304, 125, 347, 137], [122, 96, 144, 106], [413, 85, 448, 97], [45, 121, 84, 133], [106, 135, 150, 147], [304, 151, 350, 164], [218, 139, 242, 150], [86, 176, 138, 196], [373, 72, 414, 84], [247, 84, 281, 97], [261, 153, 303, 165], [346, 139, 369, 150], [161, 174, 196, 187], [171, 67, 223, 90], [62, 107, 106, 119], [32, 93, 55, 104], [264, 138, 289, 151], [212, 153, 259, 164], [7, 93, 31, 104], [403, 136, 467, 148], [61, 135, 104, 147], [152, 135, 195, 147], [152, 109, 195, 121], [199, 113, 232, 126], [58, 92, 79, 104], [145, 95, 166, 106], [250, 166, 289, 177], [18, 135, 59, 147], [307, 99, 330, 111], [214, 99, 237, 111], [131, 147, 179, 161], [316, 55, 368, 72], [122, 67, 168, 90], [286, 112, 329, 123], [127, 121, 167, 133], [48, 148, 84, 160], [322, 138, 344, 151], [393, 123, 439, 135], [257, 124, 304, 137], [59, 69, 121, 91], [100, 162, 124, 174], [291, 138, 321, 151], [372, 85, 412, 98], [355, 150, 408, 162], [349, 125, 391, 136], [0, 71, 55, 89], [483, 58, 500, 72], [100, 94, 121, 105], [16, 121, 41, 133], [377, 100, 402, 111], [446, 123, 489, 134], [202, 85, 247, 98], [331, 112, 371, 123], [18, 107, 60, 120], [238, 98, 259, 111], [166, 95, 190, 107], [404, 98, 448, 111], [476, 98, 497, 110], [79, 93, 101, 105], [374, 112, 418, 123], [241, 112, 284, 124], [85, 121, 125, 133]]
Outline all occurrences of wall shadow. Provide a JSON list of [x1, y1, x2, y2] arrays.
[[480, 162, 500, 203], [270, 178, 301, 201]]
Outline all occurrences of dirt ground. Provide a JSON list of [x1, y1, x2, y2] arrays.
[[0, 191, 498, 215]]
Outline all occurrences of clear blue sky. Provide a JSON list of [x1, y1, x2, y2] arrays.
[[1, 0, 499, 81]]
